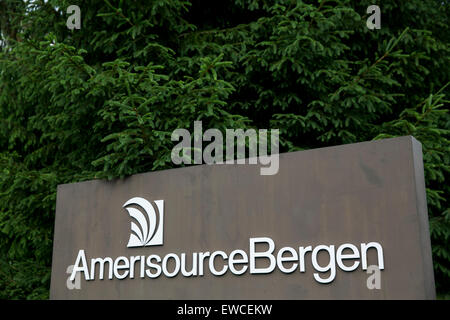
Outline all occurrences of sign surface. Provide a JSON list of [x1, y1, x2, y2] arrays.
[[50, 136, 435, 299]]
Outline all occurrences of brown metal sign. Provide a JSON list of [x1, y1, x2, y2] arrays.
[[50, 136, 435, 299]]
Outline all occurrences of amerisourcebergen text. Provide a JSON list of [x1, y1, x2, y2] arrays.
[[70, 237, 384, 284]]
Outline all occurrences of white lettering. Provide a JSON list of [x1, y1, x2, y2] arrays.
[[71, 238, 385, 284], [249, 237, 276, 274]]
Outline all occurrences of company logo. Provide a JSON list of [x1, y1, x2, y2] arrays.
[[123, 197, 164, 248], [69, 198, 385, 286]]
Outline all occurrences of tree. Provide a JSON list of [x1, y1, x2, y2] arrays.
[[0, 0, 448, 299]]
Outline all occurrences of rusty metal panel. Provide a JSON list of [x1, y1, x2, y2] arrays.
[[50, 136, 435, 299]]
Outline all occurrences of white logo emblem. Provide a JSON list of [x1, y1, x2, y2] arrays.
[[123, 197, 164, 248]]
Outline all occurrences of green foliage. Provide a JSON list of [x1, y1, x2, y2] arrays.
[[374, 84, 450, 290], [0, 0, 449, 298]]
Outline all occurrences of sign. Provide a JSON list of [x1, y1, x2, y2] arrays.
[[50, 136, 435, 299]]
